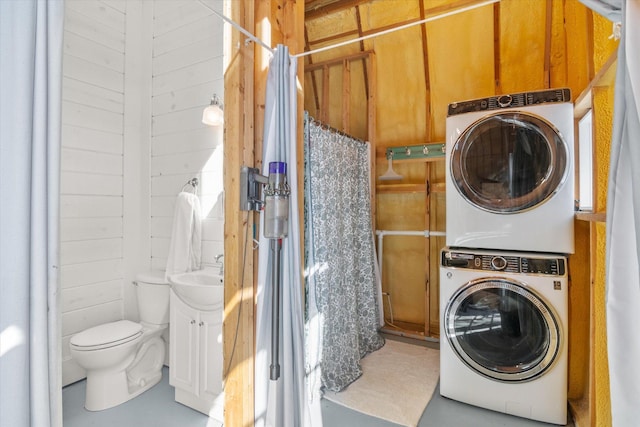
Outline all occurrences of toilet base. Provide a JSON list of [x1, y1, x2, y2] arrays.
[[83, 334, 166, 411], [84, 369, 162, 411]]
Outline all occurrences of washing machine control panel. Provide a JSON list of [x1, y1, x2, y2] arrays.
[[442, 250, 566, 276], [447, 88, 571, 116]]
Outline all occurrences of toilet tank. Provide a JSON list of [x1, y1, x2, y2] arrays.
[[135, 270, 170, 325]]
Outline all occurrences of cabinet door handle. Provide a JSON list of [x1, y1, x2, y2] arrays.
[[190, 320, 195, 325], [199, 321, 204, 327]]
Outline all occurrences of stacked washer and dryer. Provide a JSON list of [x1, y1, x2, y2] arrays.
[[440, 88, 574, 425]]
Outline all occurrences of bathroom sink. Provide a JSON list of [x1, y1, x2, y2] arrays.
[[169, 268, 224, 311]]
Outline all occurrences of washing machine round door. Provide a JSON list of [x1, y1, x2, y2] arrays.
[[444, 277, 561, 382], [450, 112, 568, 213]]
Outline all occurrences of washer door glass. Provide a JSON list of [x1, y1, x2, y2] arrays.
[[450, 112, 568, 213], [445, 278, 560, 382]]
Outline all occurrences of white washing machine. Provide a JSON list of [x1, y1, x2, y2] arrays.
[[439, 247, 568, 425], [445, 88, 575, 253]]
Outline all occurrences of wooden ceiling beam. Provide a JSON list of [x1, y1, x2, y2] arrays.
[[305, 0, 372, 20]]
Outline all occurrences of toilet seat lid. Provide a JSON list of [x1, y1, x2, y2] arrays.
[[70, 320, 142, 350]]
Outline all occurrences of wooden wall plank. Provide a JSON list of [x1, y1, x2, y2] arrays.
[[153, 37, 222, 76], [61, 171, 123, 196], [62, 280, 123, 312], [152, 127, 221, 156], [151, 149, 214, 176], [61, 217, 123, 241], [61, 300, 123, 337], [62, 100, 123, 133], [153, 1, 213, 37], [63, 55, 124, 93], [152, 57, 223, 95], [61, 148, 122, 175], [60, 259, 123, 288], [64, 31, 125, 72], [66, 0, 125, 33], [61, 238, 123, 265], [64, 8, 125, 51], [153, 15, 223, 56], [62, 125, 122, 154], [60, 195, 122, 218], [152, 106, 211, 135], [152, 81, 223, 116], [63, 77, 124, 114]]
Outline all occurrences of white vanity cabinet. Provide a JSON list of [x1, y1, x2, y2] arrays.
[[169, 289, 223, 416]]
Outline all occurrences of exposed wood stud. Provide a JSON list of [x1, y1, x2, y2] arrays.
[[342, 59, 351, 132], [493, 2, 501, 93], [304, 27, 321, 111], [354, 5, 370, 99], [418, 0, 432, 140], [544, 0, 553, 88], [322, 64, 330, 123]]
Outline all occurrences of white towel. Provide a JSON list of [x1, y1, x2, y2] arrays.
[[165, 191, 202, 281]]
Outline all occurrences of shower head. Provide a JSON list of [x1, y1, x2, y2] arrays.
[[379, 156, 403, 181]]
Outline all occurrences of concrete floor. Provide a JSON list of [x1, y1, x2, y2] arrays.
[[62, 338, 573, 427]]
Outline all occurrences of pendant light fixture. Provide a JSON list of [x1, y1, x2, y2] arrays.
[[202, 93, 224, 126]]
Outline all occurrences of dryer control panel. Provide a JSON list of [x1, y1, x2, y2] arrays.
[[442, 249, 566, 276]]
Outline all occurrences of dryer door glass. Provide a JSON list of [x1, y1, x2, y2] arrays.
[[445, 278, 560, 382], [450, 112, 568, 213]]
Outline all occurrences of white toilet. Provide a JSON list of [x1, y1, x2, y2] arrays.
[[70, 270, 170, 411]]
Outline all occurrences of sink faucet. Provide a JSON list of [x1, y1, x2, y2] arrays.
[[215, 254, 224, 274]]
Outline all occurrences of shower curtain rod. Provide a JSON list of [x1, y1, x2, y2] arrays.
[[201, 0, 500, 58], [307, 115, 368, 145]]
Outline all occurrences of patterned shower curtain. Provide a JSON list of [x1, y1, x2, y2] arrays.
[[304, 115, 384, 393]]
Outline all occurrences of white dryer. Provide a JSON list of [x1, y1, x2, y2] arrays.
[[445, 88, 574, 253], [439, 248, 568, 425]]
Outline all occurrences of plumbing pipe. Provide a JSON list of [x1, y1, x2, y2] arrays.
[[375, 229, 446, 338]]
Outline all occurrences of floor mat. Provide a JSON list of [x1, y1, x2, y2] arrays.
[[323, 339, 440, 427]]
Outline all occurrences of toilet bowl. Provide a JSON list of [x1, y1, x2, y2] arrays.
[[70, 270, 170, 411]]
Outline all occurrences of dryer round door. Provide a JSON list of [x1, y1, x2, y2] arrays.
[[450, 112, 569, 213], [444, 277, 561, 382]]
